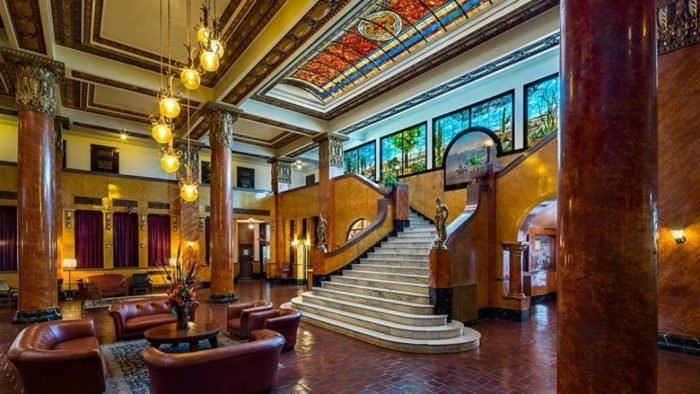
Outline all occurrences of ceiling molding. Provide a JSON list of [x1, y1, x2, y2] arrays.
[[6, 0, 47, 54], [190, 112, 304, 149], [221, 0, 352, 105], [253, 0, 560, 120]]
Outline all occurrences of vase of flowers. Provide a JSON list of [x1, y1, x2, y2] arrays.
[[156, 243, 199, 330]]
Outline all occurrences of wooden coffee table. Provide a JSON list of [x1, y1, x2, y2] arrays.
[[144, 322, 221, 352]]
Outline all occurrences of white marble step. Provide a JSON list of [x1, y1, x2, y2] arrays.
[[366, 252, 427, 261], [332, 275, 430, 294], [321, 281, 431, 305], [301, 293, 445, 326], [354, 263, 428, 276], [295, 308, 481, 354], [383, 239, 434, 248], [291, 296, 459, 340], [373, 247, 430, 255], [312, 287, 434, 314], [359, 258, 429, 267], [343, 270, 429, 285], [397, 233, 437, 240]]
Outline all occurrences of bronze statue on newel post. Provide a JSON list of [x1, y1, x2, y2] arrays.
[[433, 198, 449, 250], [316, 214, 328, 253]]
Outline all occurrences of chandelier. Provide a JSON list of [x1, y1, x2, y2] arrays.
[[194, 0, 224, 73], [179, 163, 199, 202], [160, 140, 182, 173]]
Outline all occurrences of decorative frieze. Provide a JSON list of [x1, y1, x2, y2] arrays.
[[658, 0, 700, 55]]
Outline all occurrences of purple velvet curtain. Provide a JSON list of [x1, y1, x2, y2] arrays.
[[113, 212, 139, 268], [75, 210, 104, 269], [0, 206, 17, 271], [148, 214, 171, 267], [205, 217, 211, 265]]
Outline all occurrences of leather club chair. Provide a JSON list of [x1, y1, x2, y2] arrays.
[[142, 329, 285, 394], [130, 272, 153, 295], [110, 298, 198, 340], [81, 274, 129, 299], [8, 318, 106, 394], [249, 308, 302, 352], [226, 300, 273, 339]]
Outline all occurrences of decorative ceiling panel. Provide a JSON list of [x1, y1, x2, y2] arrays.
[[6, 0, 47, 54]]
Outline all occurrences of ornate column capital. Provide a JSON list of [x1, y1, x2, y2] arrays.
[[502, 241, 529, 254], [657, 0, 700, 55], [174, 139, 203, 178], [202, 102, 242, 150], [1, 48, 65, 116], [267, 157, 293, 193], [313, 132, 349, 168]]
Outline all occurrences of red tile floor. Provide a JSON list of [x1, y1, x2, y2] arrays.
[[0, 280, 698, 393]]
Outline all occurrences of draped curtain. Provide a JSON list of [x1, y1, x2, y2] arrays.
[[113, 212, 139, 267], [75, 210, 104, 269], [148, 214, 171, 267], [0, 206, 17, 271], [205, 217, 211, 265]]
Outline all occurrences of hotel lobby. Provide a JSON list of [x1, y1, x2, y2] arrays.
[[0, 0, 698, 393]]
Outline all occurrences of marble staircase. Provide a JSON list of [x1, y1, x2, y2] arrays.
[[290, 212, 480, 353]]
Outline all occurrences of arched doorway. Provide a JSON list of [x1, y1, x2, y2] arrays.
[[517, 199, 557, 302]]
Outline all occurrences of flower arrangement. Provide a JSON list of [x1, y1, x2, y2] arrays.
[[155, 243, 199, 329]]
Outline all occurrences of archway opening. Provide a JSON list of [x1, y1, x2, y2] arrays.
[[517, 199, 557, 301]]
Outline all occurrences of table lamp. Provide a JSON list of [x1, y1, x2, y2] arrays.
[[62, 259, 77, 300]]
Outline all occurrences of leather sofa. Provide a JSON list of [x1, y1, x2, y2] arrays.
[[249, 308, 302, 351], [227, 300, 273, 339], [8, 318, 106, 394], [110, 298, 197, 340], [142, 329, 285, 394], [79, 274, 129, 299]]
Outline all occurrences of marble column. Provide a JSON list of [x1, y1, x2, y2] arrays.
[[175, 140, 202, 268], [312, 133, 348, 252], [267, 158, 293, 194], [3, 48, 64, 323], [558, 1, 658, 392], [204, 102, 241, 303], [502, 242, 527, 298]]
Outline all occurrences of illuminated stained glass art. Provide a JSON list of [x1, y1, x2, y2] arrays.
[[284, 0, 502, 103]]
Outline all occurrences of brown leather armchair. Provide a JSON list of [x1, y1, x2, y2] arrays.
[[110, 298, 198, 340], [8, 318, 106, 394], [226, 300, 273, 339], [142, 329, 285, 394], [249, 308, 302, 352], [87, 274, 129, 297]]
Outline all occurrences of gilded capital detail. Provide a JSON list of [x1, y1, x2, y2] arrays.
[[1, 48, 64, 116], [203, 102, 242, 150], [657, 0, 700, 55], [314, 133, 349, 168], [174, 140, 201, 177]]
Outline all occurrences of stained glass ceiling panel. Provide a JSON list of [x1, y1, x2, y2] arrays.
[[284, 0, 502, 104]]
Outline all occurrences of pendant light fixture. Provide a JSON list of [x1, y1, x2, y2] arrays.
[[151, 116, 173, 144], [158, 0, 181, 119], [195, 0, 224, 73], [179, 0, 200, 203], [160, 140, 182, 173], [179, 2, 201, 90]]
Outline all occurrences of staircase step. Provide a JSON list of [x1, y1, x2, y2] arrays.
[[359, 258, 429, 267], [367, 252, 427, 261], [373, 247, 430, 255], [291, 296, 459, 340], [322, 281, 431, 305], [343, 270, 429, 285], [384, 240, 434, 248], [301, 293, 444, 326], [403, 227, 437, 233], [353, 264, 428, 276], [398, 233, 437, 240], [332, 275, 430, 294], [313, 287, 434, 314]]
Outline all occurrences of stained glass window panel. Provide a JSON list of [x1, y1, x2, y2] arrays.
[[525, 75, 559, 147], [469, 92, 514, 152], [433, 108, 470, 167], [381, 123, 427, 177], [344, 142, 376, 180]]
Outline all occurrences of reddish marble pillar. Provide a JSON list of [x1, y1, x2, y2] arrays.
[[502, 242, 527, 298], [268, 158, 292, 279], [3, 49, 65, 322], [175, 140, 202, 268], [312, 133, 348, 252], [558, 1, 658, 391], [204, 103, 242, 303], [429, 247, 452, 321]]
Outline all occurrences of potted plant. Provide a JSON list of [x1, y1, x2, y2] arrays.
[[379, 172, 399, 195], [155, 243, 199, 329]]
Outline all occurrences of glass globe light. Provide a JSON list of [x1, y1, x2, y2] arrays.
[[161, 153, 180, 173], [180, 183, 199, 202], [180, 68, 201, 90], [159, 96, 181, 119], [197, 27, 210, 45], [151, 122, 172, 144], [209, 39, 224, 58], [200, 50, 219, 72]]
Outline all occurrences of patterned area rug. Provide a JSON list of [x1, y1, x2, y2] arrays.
[[83, 294, 168, 310], [102, 336, 238, 393]]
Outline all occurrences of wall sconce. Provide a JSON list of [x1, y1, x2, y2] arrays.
[[140, 215, 147, 231], [140, 243, 145, 248], [187, 241, 195, 249], [291, 239, 298, 247], [248, 218, 255, 230], [169, 258, 177, 267], [671, 229, 686, 244], [304, 239, 311, 247], [65, 211, 73, 230], [105, 212, 112, 230], [172, 216, 178, 232]]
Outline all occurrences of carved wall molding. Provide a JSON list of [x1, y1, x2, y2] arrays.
[[203, 102, 242, 150], [658, 0, 700, 54]]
